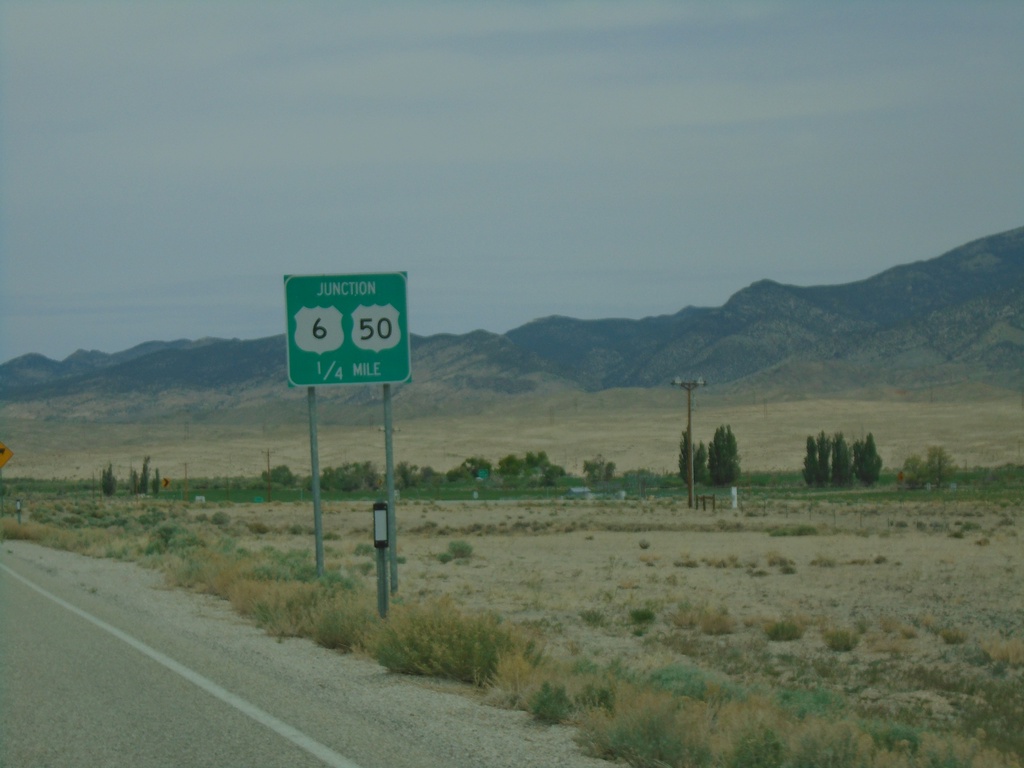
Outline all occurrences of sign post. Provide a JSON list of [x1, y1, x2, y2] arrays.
[[284, 273, 410, 582]]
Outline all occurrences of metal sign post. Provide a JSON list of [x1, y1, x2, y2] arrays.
[[284, 273, 410, 586], [308, 387, 325, 577], [383, 384, 398, 593]]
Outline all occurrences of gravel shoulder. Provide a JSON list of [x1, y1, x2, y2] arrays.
[[1, 540, 608, 768]]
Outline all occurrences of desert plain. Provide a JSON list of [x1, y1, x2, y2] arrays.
[[4, 387, 1023, 481], [2, 387, 1023, 762]]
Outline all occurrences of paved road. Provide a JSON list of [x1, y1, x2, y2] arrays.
[[0, 542, 602, 768]]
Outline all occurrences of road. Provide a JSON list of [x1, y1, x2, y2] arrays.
[[0, 541, 602, 768]]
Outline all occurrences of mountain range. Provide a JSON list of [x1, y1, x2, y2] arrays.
[[2, 225, 1022, 419]]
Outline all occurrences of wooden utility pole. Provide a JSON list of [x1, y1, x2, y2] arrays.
[[671, 377, 706, 508]]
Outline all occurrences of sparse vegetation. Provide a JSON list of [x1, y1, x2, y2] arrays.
[[4, 482, 1022, 768]]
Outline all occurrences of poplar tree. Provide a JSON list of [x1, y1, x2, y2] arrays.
[[830, 433, 852, 487], [101, 463, 117, 496], [678, 432, 709, 485], [802, 436, 818, 486], [707, 425, 740, 486], [852, 433, 883, 486]]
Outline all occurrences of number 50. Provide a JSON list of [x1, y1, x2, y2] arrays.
[[359, 317, 393, 341]]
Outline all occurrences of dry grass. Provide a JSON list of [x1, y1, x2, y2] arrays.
[[981, 636, 1024, 667]]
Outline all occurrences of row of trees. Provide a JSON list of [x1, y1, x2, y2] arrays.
[[101, 456, 162, 497], [679, 425, 741, 487], [442, 451, 566, 486], [95, 437, 954, 498], [259, 450, 571, 493], [802, 432, 882, 487]]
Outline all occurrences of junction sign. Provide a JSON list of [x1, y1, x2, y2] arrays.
[[284, 272, 411, 387]]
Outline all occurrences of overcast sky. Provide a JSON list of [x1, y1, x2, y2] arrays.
[[1, 2, 1021, 363]]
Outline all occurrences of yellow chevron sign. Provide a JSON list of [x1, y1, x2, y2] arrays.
[[0, 441, 12, 470]]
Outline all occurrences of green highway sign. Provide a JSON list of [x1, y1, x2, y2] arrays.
[[284, 272, 411, 387]]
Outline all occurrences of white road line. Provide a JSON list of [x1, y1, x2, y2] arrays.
[[1, 562, 365, 768]]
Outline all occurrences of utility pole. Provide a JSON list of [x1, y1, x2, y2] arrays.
[[671, 377, 706, 508]]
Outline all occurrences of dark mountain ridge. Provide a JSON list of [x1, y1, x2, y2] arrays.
[[2, 226, 1021, 412]]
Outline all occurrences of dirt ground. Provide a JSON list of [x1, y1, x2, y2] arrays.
[[213, 492, 1021, 737]]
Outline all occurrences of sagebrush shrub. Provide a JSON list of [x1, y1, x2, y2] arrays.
[[764, 618, 805, 642], [823, 627, 859, 652], [370, 596, 534, 686], [529, 681, 572, 723]]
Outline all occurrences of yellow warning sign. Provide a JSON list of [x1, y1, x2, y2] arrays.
[[0, 441, 12, 470]]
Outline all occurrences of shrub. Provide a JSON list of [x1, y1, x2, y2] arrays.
[[700, 607, 735, 636], [648, 663, 743, 703], [312, 593, 377, 652], [981, 636, 1024, 667], [629, 607, 657, 626], [788, 720, 872, 768], [370, 597, 534, 686], [249, 549, 320, 583], [776, 688, 845, 720], [447, 540, 473, 559], [578, 689, 712, 768], [769, 525, 817, 537], [730, 725, 786, 768], [488, 649, 545, 709], [226, 579, 321, 638], [529, 681, 573, 723], [867, 720, 921, 754], [145, 524, 204, 555], [823, 627, 859, 652], [765, 551, 793, 568], [1, 519, 47, 541], [939, 627, 967, 645], [574, 681, 615, 714], [764, 618, 805, 642]]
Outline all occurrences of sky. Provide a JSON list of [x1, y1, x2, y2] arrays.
[[1, 1, 1022, 363]]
